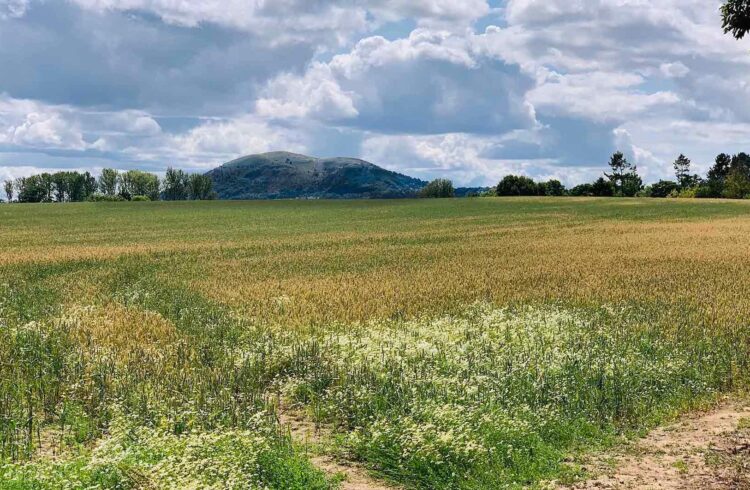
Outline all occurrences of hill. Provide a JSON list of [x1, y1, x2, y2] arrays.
[[206, 151, 426, 200]]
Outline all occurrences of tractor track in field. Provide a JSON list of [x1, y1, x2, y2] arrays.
[[280, 410, 398, 490], [565, 398, 750, 490]]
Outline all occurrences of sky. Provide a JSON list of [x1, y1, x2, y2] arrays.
[[0, 0, 749, 188]]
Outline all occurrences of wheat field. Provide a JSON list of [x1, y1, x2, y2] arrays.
[[1, 198, 749, 489]]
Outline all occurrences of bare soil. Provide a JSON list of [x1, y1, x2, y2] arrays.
[[280, 409, 398, 490], [566, 399, 750, 489]]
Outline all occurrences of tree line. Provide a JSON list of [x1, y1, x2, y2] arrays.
[[2, 167, 215, 203], [490, 151, 750, 199]]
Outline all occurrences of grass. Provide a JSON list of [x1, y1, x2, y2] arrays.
[[1, 197, 749, 488]]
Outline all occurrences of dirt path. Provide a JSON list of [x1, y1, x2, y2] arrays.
[[280, 410, 398, 490], [566, 399, 750, 489]]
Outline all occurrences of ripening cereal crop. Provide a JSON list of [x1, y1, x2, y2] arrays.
[[1, 197, 749, 489]]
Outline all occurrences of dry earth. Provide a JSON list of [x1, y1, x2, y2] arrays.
[[280, 409, 398, 490], [567, 399, 750, 490]]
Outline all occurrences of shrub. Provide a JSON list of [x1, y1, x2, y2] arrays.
[[694, 186, 716, 198], [591, 177, 615, 197], [131, 195, 152, 202], [569, 184, 594, 197], [650, 180, 679, 198], [636, 186, 653, 198], [420, 179, 455, 198], [496, 175, 538, 196], [540, 179, 566, 196], [88, 194, 126, 202], [676, 187, 699, 199], [723, 168, 750, 199]]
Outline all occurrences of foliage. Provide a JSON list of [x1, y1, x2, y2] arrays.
[[694, 186, 716, 199], [591, 177, 615, 197], [722, 0, 750, 39], [88, 194, 127, 202], [118, 170, 160, 201], [650, 180, 680, 198], [163, 167, 189, 201], [1, 414, 331, 489], [569, 183, 594, 197], [621, 172, 643, 197], [188, 174, 216, 200], [540, 179, 566, 196], [3, 180, 15, 203], [420, 178, 455, 198], [98, 169, 119, 197], [672, 154, 700, 190], [131, 195, 152, 202], [674, 187, 699, 199], [496, 175, 539, 196], [15, 175, 50, 203], [723, 167, 750, 199], [14, 172, 98, 203]]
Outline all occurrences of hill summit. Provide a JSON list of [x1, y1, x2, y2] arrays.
[[206, 151, 426, 200]]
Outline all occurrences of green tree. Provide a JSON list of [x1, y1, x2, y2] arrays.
[[650, 180, 680, 198], [723, 153, 750, 198], [496, 175, 538, 196], [37, 173, 54, 202], [52, 172, 69, 202], [730, 152, 750, 174], [99, 168, 119, 196], [163, 167, 189, 201], [722, 0, 750, 39], [188, 174, 216, 200], [540, 179, 566, 196], [420, 178, 455, 198], [3, 179, 14, 202], [672, 154, 700, 189], [49, 171, 96, 202], [621, 171, 643, 197], [569, 183, 594, 197], [591, 177, 615, 197], [706, 153, 732, 197], [605, 152, 633, 195], [16, 175, 50, 203], [119, 170, 160, 201], [723, 167, 750, 199]]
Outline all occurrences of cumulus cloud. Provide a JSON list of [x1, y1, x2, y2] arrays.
[[259, 29, 538, 135], [0, 96, 86, 150], [526, 71, 681, 123], [660, 62, 690, 78], [2, 0, 750, 186], [256, 64, 359, 121], [69, 0, 489, 34], [165, 116, 310, 169]]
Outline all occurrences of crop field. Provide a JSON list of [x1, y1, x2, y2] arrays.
[[1, 197, 750, 489]]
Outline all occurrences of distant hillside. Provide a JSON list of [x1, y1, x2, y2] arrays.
[[206, 152, 427, 200]]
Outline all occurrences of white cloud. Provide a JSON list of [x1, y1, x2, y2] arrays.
[[68, 0, 489, 42], [527, 71, 681, 123], [660, 61, 690, 78], [259, 29, 537, 135], [0, 96, 86, 150], [256, 64, 358, 121], [166, 116, 309, 169], [0, 0, 27, 19], [2, 0, 750, 187]]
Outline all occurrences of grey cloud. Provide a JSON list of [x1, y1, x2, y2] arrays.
[[0, 1, 314, 114]]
